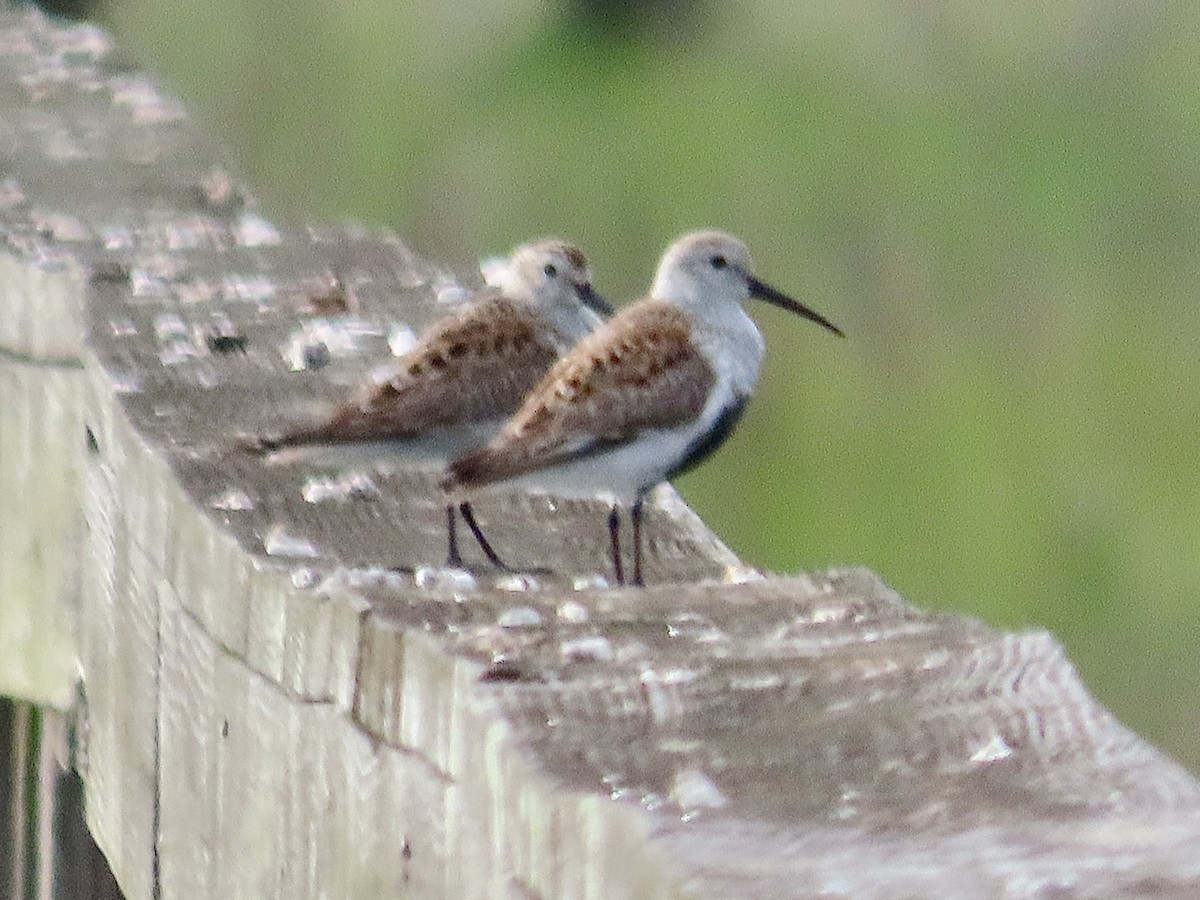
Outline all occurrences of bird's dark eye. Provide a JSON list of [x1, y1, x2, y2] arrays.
[[710, 255, 728, 269], [543, 263, 558, 277]]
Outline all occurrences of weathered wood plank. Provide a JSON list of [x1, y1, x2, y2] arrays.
[[3, 6, 1200, 899]]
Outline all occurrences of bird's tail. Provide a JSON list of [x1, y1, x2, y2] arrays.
[[441, 447, 489, 493]]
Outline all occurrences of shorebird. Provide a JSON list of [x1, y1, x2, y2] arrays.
[[252, 238, 611, 568], [444, 230, 843, 586]]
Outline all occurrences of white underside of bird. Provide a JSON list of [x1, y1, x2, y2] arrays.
[[453, 300, 764, 504]]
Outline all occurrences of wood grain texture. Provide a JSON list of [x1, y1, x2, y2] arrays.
[[2, 7, 1200, 899]]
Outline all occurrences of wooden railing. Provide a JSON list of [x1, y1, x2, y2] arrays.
[[3, 7, 1200, 898]]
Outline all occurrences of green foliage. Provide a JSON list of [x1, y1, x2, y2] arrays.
[[102, 0, 1200, 769]]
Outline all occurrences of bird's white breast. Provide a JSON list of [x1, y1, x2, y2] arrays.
[[690, 302, 765, 408]]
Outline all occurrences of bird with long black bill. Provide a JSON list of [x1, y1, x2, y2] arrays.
[[444, 229, 843, 586]]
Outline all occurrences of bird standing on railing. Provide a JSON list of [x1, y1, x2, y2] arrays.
[[249, 238, 611, 568], [444, 229, 843, 586]]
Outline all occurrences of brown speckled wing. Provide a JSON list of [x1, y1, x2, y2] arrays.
[[449, 300, 715, 486], [274, 294, 561, 446]]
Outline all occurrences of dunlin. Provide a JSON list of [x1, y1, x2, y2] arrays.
[[254, 238, 610, 568], [444, 230, 843, 586]]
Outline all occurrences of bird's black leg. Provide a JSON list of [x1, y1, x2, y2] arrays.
[[445, 503, 463, 567], [459, 501, 509, 569], [608, 504, 625, 586], [631, 495, 645, 587]]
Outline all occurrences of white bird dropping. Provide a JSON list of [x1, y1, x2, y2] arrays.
[[444, 230, 842, 586]]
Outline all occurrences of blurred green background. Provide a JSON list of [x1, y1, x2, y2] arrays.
[[82, 0, 1200, 770]]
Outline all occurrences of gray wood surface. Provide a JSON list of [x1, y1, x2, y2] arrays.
[[3, 6, 1200, 897]]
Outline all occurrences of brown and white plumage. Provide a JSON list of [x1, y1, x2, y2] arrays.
[[265, 297, 569, 451], [445, 230, 843, 585], [257, 239, 608, 462], [448, 301, 715, 488]]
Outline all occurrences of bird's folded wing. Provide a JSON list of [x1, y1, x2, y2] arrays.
[[272, 295, 561, 446], [449, 300, 716, 486]]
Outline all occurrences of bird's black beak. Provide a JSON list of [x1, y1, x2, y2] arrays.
[[745, 274, 844, 338], [576, 282, 615, 318]]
